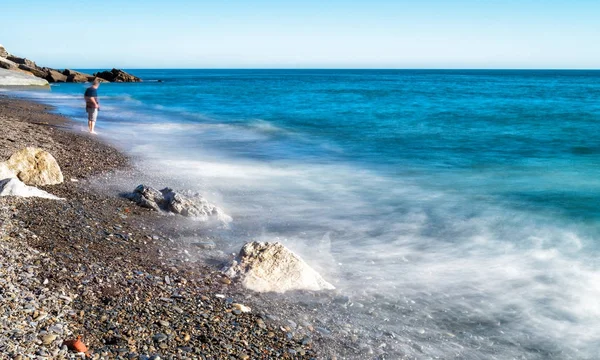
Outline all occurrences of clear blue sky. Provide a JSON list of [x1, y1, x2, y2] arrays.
[[1, 0, 599, 69]]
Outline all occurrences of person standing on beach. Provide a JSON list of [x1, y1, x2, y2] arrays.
[[84, 79, 101, 134]]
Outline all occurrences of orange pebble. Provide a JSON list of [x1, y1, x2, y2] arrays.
[[63, 335, 88, 353]]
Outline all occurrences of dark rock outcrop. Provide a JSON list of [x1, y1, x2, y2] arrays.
[[94, 68, 141, 83], [62, 69, 92, 83], [7, 56, 36, 68], [89, 76, 109, 83], [0, 58, 17, 70], [44, 69, 67, 83], [18, 64, 48, 79], [0, 44, 142, 83]]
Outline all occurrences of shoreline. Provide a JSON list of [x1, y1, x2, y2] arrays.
[[0, 95, 333, 359]]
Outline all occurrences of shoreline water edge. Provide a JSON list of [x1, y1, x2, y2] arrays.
[[0, 95, 349, 359]]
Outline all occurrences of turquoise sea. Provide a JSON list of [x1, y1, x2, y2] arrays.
[[7, 70, 600, 359]]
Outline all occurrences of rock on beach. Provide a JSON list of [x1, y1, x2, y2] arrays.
[[225, 241, 335, 293], [0, 68, 49, 86], [124, 184, 232, 222], [3, 147, 64, 186]]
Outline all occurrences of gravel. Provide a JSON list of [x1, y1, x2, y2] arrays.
[[0, 95, 321, 359]]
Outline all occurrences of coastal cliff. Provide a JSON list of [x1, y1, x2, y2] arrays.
[[0, 44, 140, 85]]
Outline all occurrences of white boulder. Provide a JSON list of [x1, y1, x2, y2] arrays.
[[0, 68, 49, 86], [0, 178, 62, 200], [224, 242, 335, 293]]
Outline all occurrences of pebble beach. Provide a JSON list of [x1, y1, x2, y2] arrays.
[[0, 96, 332, 359]]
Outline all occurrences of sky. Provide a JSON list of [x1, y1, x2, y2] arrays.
[[1, 0, 599, 69]]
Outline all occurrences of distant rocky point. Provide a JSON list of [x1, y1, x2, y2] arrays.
[[0, 44, 141, 84]]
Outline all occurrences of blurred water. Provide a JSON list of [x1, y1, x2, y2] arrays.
[[10, 69, 600, 359]]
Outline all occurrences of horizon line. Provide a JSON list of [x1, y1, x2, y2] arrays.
[[71, 67, 600, 71]]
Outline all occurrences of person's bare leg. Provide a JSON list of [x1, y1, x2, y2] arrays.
[[88, 120, 93, 132], [90, 120, 97, 134]]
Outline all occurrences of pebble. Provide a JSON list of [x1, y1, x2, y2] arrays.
[[152, 333, 168, 342], [232, 303, 251, 313], [191, 241, 216, 250], [41, 334, 58, 345], [316, 327, 332, 335]]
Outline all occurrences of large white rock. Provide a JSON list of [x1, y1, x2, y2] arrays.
[[224, 242, 335, 293], [4, 147, 64, 186], [0, 68, 48, 86], [0, 178, 62, 200]]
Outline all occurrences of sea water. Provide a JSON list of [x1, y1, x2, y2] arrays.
[[8, 70, 600, 359]]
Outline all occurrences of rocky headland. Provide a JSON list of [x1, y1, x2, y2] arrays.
[[0, 44, 140, 86]]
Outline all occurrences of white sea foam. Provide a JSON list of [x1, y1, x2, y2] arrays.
[[119, 143, 600, 358]]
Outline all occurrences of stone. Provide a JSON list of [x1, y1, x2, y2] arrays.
[[152, 333, 168, 342], [4, 147, 64, 185], [232, 303, 251, 313], [94, 68, 142, 82], [191, 240, 216, 250], [88, 76, 109, 83], [123, 185, 163, 212], [123, 185, 232, 223], [6, 55, 36, 68], [18, 64, 48, 78], [0, 44, 8, 58], [62, 69, 88, 77], [67, 73, 90, 83], [0, 178, 62, 200], [41, 334, 58, 345], [0, 57, 18, 70], [45, 68, 67, 83], [224, 242, 335, 293], [0, 68, 49, 86], [63, 69, 94, 83]]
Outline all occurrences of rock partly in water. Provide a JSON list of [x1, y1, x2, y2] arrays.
[[0, 178, 62, 199], [3, 147, 64, 186], [62, 69, 94, 83], [94, 68, 141, 82], [124, 185, 232, 222], [0, 68, 49, 86], [224, 242, 335, 293], [44, 68, 67, 83]]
